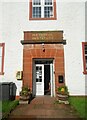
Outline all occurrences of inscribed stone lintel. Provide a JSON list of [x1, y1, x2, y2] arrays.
[[24, 31, 64, 41]]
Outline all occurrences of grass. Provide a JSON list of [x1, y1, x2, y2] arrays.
[[0, 101, 2, 112], [69, 96, 87, 119], [2, 100, 19, 113], [0, 100, 19, 119]]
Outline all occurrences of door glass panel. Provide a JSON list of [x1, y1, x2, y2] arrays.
[[36, 66, 42, 82]]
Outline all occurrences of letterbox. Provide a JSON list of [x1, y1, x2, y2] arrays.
[[58, 75, 64, 83]]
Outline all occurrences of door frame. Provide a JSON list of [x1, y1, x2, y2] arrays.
[[32, 58, 55, 97]]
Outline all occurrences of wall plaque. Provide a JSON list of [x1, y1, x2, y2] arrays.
[[21, 31, 66, 44], [24, 31, 63, 41]]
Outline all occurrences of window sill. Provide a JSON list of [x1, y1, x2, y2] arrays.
[[29, 17, 57, 20], [0, 72, 4, 75], [83, 71, 87, 74]]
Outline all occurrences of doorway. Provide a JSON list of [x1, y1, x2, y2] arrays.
[[33, 59, 54, 97], [44, 65, 50, 95]]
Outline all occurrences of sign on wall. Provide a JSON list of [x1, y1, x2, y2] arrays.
[[24, 31, 63, 41], [21, 31, 66, 44]]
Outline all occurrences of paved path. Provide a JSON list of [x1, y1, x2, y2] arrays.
[[8, 96, 82, 120], [0, 112, 2, 120]]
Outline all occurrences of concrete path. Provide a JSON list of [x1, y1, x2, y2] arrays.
[[8, 96, 82, 120]]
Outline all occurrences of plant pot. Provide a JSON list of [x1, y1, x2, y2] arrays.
[[56, 92, 69, 101], [20, 95, 29, 101]]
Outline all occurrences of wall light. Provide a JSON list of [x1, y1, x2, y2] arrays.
[[42, 43, 45, 52]]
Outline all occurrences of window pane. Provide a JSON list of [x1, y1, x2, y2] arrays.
[[0, 57, 2, 73], [85, 45, 87, 54], [39, 79, 42, 82], [33, 0, 41, 5], [36, 78, 38, 82], [33, 7, 41, 18], [0, 47, 2, 73], [36, 66, 38, 70], [39, 76, 42, 79], [0, 47, 2, 57], [85, 56, 87, 70], [44, 7, 53, 18], [45, 0, 52, 5], [85, 45, 87, 71]]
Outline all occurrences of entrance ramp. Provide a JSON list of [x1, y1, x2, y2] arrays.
[[30, 96, 56, 105], [8, 96, 81, 119]]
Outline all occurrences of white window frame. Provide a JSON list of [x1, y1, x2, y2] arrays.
[[32, 0, 54, 18]]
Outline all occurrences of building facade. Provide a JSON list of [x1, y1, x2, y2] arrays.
[[0, 0, 87, 97]]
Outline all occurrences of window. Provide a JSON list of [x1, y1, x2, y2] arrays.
[[29, 0, 56, 20], [82, 42, 87, 74], [0, 43, 5, 75]]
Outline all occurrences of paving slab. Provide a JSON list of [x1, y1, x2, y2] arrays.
[[7, 96, 83, 120]]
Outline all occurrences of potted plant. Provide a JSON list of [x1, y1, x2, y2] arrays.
[[56, 85, 69, 104], [19, 86, 32, 104]]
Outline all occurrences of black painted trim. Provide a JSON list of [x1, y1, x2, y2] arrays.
[[20, 40, 66, 45]]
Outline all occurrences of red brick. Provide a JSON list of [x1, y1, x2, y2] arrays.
[[55, 62, 64, 68], [35, 49, 41, 57], [55, 57, 64, 62], [56, 67, 64, 72], [50, 49, 56, 56], [31, 49, 36, 57], [55, 50, 64, 57], [45, 50, 51, 57], [35, 44, 42, 49], [23, 65, 32, 72], [23, 58, 32, 64], [23, 54, 31, 58]]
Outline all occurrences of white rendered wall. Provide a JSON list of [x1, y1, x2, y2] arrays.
[[0, 1, 86, 95], [85, 1, 87, 95], [62, 2, 85, 95]]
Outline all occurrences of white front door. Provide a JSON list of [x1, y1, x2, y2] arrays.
[[36, 64, 44, 96]]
